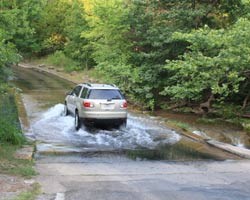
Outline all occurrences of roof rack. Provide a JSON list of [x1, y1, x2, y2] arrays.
[[83, 82, 92, 87], [110, 84, 117, 87]]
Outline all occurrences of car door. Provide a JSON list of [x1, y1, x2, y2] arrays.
[[75, 87, 89, 115], [67, 86, 82, 113], [66, 89, 74, 113]]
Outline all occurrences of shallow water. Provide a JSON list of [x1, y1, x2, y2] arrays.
[[11, 66, 241, 161], [33, 103, 181, 150], [151, 109, 250, 149]]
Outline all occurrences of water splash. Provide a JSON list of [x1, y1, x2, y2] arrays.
[[230, 136, 245, 148], [192, 130, 211, 139], [33, 104, 181, 150]]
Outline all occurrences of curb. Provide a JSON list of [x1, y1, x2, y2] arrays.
[[18, 63, 77, 85], [14, 145, 34, 161], [206, 140, 250, 159]]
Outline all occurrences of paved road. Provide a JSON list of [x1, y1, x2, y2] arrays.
[[36, 159, 250, 200]]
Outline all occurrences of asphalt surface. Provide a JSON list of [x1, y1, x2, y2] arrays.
[[35, 159, 250, 200]]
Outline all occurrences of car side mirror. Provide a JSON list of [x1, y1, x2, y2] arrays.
[[66, 91, 72, 95]]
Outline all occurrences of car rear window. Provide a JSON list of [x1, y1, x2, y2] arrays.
[[88, 89, 124, 100]]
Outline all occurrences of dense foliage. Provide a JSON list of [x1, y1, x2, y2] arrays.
[[0, 93, 24, 145], [0, 1, 27, 145], [162, 19, 250, 106], [1, 0, 250, 113]]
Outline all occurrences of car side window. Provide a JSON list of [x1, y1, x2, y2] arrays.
[[72, 86, 82, 97], [80, 87, 88, 99]]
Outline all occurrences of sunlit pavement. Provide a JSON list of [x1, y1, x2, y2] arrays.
[[35, 160, 250, 200]]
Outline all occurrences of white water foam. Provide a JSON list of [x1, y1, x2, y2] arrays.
[[33, 104, 181, 149], [192, 130, 211, 139], [230, 137, 245, 148]]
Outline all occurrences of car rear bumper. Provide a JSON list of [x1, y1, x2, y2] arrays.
[[82, 117, 126, 123], [81, 118, 127, 127], [80, 111, 127, 119]]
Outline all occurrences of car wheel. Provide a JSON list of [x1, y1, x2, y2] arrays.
[[63, 103, 69, 116], [74, 111, 81, 131]]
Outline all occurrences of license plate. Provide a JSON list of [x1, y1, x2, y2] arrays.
[[101, 104, 115, 110]]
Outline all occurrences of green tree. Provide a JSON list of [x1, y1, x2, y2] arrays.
[[80, 0, 246, 110], [161, 18, 250, 111], [0, 1, 21, 81], [63, 0, 93, 69], [82, 0, 131, 66], [16, 0, 46, 55], [37, 0, 70, 55], [126, 0, 246, 109], [81, 0, 134, 92]]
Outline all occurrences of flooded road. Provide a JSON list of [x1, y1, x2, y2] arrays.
[[11, 65, 250, 200], [34, 104, 180, 150], [155, 111, 250, 149], [12, 66, 241, 161]]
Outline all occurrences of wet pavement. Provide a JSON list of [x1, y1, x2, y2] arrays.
[[155, 111, 250, 149], [33, 104, 181, 151]]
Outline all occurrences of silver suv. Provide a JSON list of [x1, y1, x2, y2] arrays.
[[64, 83, 127, 130]]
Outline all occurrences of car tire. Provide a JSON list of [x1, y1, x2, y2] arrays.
[[74, 111, 81, 131], [63, 103, 69, 116]]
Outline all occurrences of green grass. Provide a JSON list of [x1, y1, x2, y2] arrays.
[[45, 50, 80, 72], [168, 120, 191, 131], [242, 119, 250, 135], [197, 117, 219, 124], [197, 115, 243, 126], [197, 116, 250, 135], [0, 144, 36, 178], [13, 183, 41, 200]]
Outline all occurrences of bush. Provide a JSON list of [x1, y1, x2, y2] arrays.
[[0, 119, 24, 145], [213, 103, 242, 119], [242, 120, 250, 135], [0, 83, 9, 94], [0, 93, 24, 145], [46, 51, 80, 72], [168, 120, 190, 131]]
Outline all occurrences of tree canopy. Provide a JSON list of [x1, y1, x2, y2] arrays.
[[1, 0, 250, 113]]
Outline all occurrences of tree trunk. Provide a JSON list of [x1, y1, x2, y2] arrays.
[[169, 101, 187, 110], [242, 92, 250, 110], [199, 94, 214, 113]]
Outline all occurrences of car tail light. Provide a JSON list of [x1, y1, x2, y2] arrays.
[[83, 101, 94, 108], [120, 101, 127, 108]]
